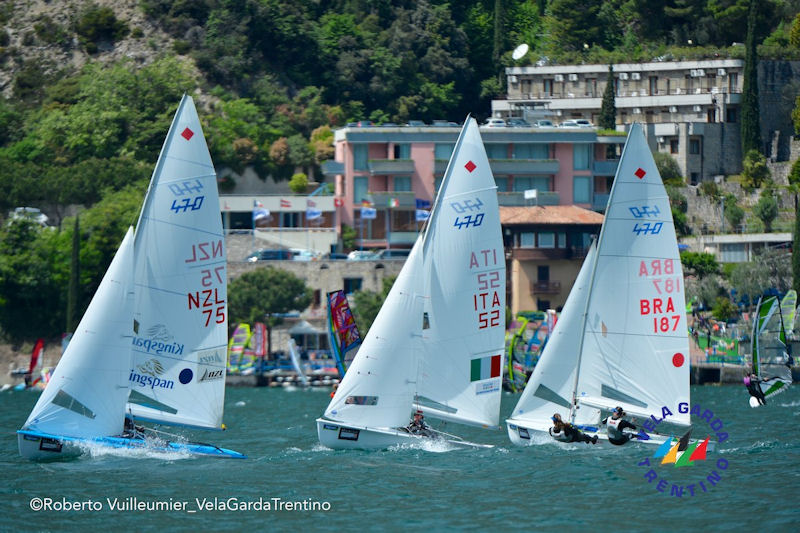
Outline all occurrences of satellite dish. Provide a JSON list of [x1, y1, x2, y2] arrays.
[[512, 43, 529, 61]]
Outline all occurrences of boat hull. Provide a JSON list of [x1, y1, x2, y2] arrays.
[[505, 419, 675, 447], [17, 430, 246, 460], [316, 418, 492, 450]]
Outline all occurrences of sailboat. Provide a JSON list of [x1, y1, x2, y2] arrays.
[[18, 95, 244, 460], [507, 123, 690, 446], [745, 295, 793, 407], [316, 117, 505, 449]]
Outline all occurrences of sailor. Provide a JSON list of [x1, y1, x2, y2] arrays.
[[407, 410, 432, 437], [601, 407, 638, 445], [330, 382, 338, 399], [743, 373, 766, 405], [549, 413, 598, 444]]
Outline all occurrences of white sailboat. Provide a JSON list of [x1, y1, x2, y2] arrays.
[[507, 123, 690, 446], [316, 117, 505, 449], [18, 95, 244, 460]]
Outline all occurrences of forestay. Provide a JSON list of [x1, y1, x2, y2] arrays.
[[127, 95, 228, 429]]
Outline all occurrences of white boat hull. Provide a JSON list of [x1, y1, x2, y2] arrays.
[[506, 419, 676, 448], [316, 418, 492, 450]]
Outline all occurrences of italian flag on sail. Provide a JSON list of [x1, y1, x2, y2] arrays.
[[470, 354, 501, 381]]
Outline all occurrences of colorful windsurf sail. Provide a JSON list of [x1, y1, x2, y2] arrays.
[[227, 323, 251, 373], [749, 295, 793, 403], [780, 290, 797, 337], [326, 290, 361, 377]]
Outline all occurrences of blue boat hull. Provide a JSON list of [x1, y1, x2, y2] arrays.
[[17, 430, 246, 460]]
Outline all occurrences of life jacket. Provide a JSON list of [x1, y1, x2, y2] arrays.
[[606, 416, 624, 440]]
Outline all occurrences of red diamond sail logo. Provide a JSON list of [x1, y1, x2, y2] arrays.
[[465, 160, 476, 173], [181, 127, 194, 141], [635, 167, 646, 179]]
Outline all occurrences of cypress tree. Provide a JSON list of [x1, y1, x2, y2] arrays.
[[66, 215, 80, 333], [794, 199, 800, 293], [741, 0, 762, 156], [599, 64, 616, 130]]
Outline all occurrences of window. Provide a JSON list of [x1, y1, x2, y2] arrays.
[[690, 172, 699, 185], [520, 232, 535, 248], [543, 79, 553, 96], [690, 139, 700, 155], [494, 177, 509, 192], [435, 143, 454, 159], [720, 243, 747, 262], [513, 176, 550, 192], [353, 145, 368, 171], [313, 289, 321, 308], [485, 144, 508, 159], [649, 76, 658, 95], [354, 176, 369, 204], [281, 212, 300, 228], [558, 232, 566, 248], [573, 176, 591, 203], [343, 278, 362, 294], [726, 108, 737, 123], [573, 144, 590, 170], [537, 299, 551, 311], [538, 232, 555, 248], [670, 139, 679, 154], [728, 73, 738, 93], [513, 144, 549, 159], [393, 176, 411, 191], [537, 265, 549, 281], [394, 144, 410, 159]]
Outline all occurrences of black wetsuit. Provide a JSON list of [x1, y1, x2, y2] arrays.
[[407, 419, 432, 437], [551, 422, 595, 444], [745, 378, 767, 405]]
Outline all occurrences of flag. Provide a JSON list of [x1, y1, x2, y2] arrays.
[[252, 199, 270, 226], [361, 199, 373, 208], [334, 197, 344, 207], [361, 207, 377, 219], [470, 354, 501, 381], [307, 198, 317, 208], [306, 209, 322, 220], [280, 198, 291, 208], [415, 209, 430, 221], [415, 198, 431, 209], [388, 197, 399, 208]]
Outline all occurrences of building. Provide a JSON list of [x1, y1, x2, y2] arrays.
[[493, 59, 746, 183], [680, 232, 792, 263], [322, 124, 624, 250], [502, 205, 604, 314]]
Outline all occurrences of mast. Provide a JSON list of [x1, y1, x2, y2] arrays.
[[567, 124, 638, 424]]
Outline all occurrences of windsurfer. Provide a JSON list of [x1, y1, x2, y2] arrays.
[[743, 373, 766, 405], [601, 406, 638, 445], [406, 411, 433, 437], [549, 413, 597, 444]]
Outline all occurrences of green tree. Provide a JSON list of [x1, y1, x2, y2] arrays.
[[723, 193, 745, 232], [789, 158, 800, 293], [654, 152, 684, 185], [712, 296, 738, 322], [740, 0, 762, 156], [598, 64, 616, 130], [753, 191, 778, 232], [680, 251, 720, 278], [352, 275, 396, 334], [228, 267, 312, 358], [288, 172, 308, 193], [729, 248, 792, 305], [791, 13, 800, 48], [740, 149, 770, 190]]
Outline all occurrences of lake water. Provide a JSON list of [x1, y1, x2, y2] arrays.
[[1, 385, 798, 531]]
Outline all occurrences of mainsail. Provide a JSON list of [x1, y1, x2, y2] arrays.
[[127, 95, 229, 430], [323, 117, 505, 432], [326, 290, 361, 377]]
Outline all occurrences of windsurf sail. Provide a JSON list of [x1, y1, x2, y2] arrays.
[[227, 323, 251, 373], [287, 338, 309, 387], [326, 290, 361, 377], [27, 338, 44, 376], [750, 295, 792, 401], [780, 290, 797, 337]]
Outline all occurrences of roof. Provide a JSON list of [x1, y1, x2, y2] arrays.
[[499, 205, 604, 226]]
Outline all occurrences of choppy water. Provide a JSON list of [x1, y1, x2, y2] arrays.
[[1, 385, 798, 532]]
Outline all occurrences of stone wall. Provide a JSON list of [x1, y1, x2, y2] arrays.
[[759, 60, 800, 162]]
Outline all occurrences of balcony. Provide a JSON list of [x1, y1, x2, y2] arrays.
[[511, 248, 571, 261], [593, 160, 618, 176], [592, 193, 610, 212], [530, 280, 562, 294], [497, 191, 560, 206], [489, 159, 559, 175], [368, 159, 416, 176]]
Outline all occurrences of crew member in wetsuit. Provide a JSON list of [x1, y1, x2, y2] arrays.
[[744, 373, 767, 405], [549, 413, 598, 444], [601, 406, 638, 445], [407, 411, 432, 437], [123, 416, 147, 438]]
